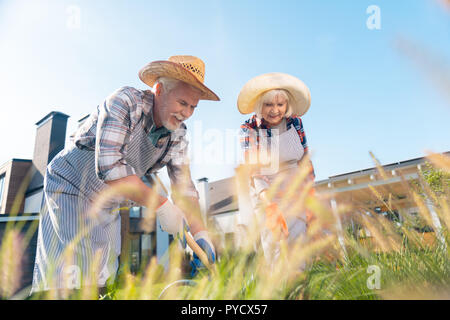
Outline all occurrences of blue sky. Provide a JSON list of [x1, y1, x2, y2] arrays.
[[0, 0, 449, 185]]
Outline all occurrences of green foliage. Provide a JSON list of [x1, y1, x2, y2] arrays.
[[421, 162, 450, 195], [292, 244, 450, 300]]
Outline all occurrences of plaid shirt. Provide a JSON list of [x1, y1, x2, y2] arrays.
[[73, 86, 198, 198], [240, 114, 315, 179]]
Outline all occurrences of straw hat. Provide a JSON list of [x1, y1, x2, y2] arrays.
[[237, 72, 311, 116], [139, 55, 220, 101]]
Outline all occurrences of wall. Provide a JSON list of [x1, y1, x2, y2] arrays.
[[0, 160, 32, 214]]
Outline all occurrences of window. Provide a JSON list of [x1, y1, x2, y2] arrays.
[[129, 206, 141, 218], [24, 189, 44, 213], [0, 174, 5, 212], [127, 232, 156, 274], [129, 234, 141, 274], [374, 206, 400, 222], [141, 233, 156, 267]]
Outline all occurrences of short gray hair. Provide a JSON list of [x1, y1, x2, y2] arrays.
[[154, 77, 183, 94], [254, 89, 292, 118], [154, 76, 203, 96]]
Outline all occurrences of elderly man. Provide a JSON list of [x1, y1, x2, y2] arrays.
[[31, 55, 219, 296]]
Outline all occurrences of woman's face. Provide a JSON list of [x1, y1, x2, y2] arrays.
[[261, 93, 288, 126]]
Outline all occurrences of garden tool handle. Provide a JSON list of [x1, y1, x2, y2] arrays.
[[151, 172, 216, 274], [184, 230, 214, 273]]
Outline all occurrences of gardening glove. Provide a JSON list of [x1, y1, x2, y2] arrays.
[[156, 199, 190, 248], [190, 231, 216, 277], [265, 203, 289, 239], [306, 209, 316, 226]]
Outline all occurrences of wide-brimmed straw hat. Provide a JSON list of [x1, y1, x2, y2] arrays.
[[237, 72, 311, 116], [139, 55, 220, 101]]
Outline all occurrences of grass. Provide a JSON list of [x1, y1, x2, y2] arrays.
[[1, 151, 449, 300]]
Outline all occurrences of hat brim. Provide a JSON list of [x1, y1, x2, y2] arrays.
[[237, 72, 311, 116], [139, 60, 220, 101]]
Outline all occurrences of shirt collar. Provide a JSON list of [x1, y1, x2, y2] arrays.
[[148, 125, 171, 147], [142, 90, 160, 134], [142, 89, 154, 118], [255, 115, 294, 129], [142, 90, 176, 146]]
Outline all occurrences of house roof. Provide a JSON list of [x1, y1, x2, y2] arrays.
[[207, 177, 238, 215], [315, 151, 450, 185], [0, 158, 32, 171], [206, 151, 450, 215]]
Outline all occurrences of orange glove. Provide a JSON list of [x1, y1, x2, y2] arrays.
[[305, 187, 316, 225], [265, 203, 289, 239]]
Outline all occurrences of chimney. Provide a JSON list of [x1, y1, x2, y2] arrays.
[[27, 111, 70, 192], [196, 177, 210, 226], [69, 113, 90, 140]]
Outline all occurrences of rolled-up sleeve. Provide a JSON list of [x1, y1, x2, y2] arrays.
[[252, 175, 270, 195], [95, 87, 137, 182], [295, 117, 316, 180]]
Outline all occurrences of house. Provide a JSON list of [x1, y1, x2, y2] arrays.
[[0, 111, 69, 294], [199, 151, 450, 248]]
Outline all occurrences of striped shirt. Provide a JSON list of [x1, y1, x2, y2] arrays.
[[73, 86, 198, 198], [31, 86, 199, 293]]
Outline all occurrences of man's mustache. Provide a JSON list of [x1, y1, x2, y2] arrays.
[[171, 113, 187, 122]]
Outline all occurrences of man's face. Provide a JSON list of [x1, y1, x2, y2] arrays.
[[154, 82, 202, 131]]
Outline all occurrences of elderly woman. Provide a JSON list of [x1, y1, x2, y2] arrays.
[[238, 72, 315, 267]]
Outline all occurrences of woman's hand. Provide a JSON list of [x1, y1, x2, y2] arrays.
[[259, 190, 289, 238], [265, 203, 289, 239]]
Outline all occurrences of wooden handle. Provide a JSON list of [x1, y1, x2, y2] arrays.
[[152, 173, 215, 274], [185, 231, 216, 274]]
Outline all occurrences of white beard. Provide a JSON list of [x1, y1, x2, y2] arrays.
[[162, 114, 185, 131], [162, 118, 178, 131]]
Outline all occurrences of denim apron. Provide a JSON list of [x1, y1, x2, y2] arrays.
[[31, 113, 170, 293], [250, 125, 308, 268]]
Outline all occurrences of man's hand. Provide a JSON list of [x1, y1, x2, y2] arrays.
[[156, 199, 190, 247], [190, 231, 216, 277]]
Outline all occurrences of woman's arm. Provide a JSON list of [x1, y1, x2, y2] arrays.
[[258, 189, 271, 205]]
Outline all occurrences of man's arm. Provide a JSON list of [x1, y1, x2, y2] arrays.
[[92, 87, 189, 236], [104, 174, 167, 208], [171, 193, 205, 235], [165, 129, 205, 234], [95, 87, 139, 182]]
